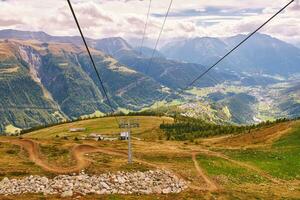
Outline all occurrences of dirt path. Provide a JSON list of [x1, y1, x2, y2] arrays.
[[4, 139, 159, 174], [191, 153, 219, 191], [10, 139, 90, 174], [194, 149, 282, 184], [3, 139, 220, 192], [115, 77, 148, 97], [4, 138, 282, 192]]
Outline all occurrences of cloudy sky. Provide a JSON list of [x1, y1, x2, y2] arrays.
[[0, 0, 299, 47]]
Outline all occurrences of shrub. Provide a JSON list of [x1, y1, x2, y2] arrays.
[[6, 149, 17, 154]]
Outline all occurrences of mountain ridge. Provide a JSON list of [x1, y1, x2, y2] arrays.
[[161, 33, 300, 76], [1, 29, 300, 133], [0, 39, 166, 133]]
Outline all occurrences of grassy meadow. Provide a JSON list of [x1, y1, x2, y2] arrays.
[[0, 116, 299, 199]]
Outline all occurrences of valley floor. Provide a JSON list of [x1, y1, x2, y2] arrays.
[[0, 116, 299, 199]]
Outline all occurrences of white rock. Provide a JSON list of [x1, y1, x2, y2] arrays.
[[162, 187, 172, 194], [0, 170, 187, 196], [61, 190, 73, 197], [100, 182, 110, 190], [117, 177, 126, 184], [1, 177, 9, 183]]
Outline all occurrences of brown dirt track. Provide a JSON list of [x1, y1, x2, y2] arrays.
[[2, 138, 221, 191], [1, 138, 283, 192], [0, 120, 298, 195]]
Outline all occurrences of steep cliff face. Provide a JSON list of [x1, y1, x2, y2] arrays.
[[0, 41, 63, 133], [18, 45, 58, 104], [38, 50, 107, 118]]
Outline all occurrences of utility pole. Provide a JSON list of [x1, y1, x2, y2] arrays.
[[119, 118, 139, 164], [127, 120, 132, 164]]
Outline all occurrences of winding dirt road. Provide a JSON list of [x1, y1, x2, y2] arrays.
[[10, 140, 95, 174], [193, 149, 282, 184], [3, 139, 221, 191], [2, 138, 283, 192], [191, 153, 219, 191], [4, 139, 158, 174]]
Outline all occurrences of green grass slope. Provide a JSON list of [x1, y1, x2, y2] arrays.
[[24, 116, 173, 139], [219, 122, 300, 180]]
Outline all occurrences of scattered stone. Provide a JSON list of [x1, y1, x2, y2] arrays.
[[0, 170, 187, 196], [61, 190, 73, 197], [162, 187, 172, 194], [100, 182, 110, 190]]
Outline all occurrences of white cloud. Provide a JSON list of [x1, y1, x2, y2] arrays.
[[0, 0, 299, 47]]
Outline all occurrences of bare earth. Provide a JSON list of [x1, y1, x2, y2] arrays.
[[0, 118, 299, 199]]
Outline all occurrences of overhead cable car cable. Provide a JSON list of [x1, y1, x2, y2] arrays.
[[145, 0, 173, 75], [158, 0, 295, 124], [139, 0, 152, 55], [67, 0, 120, 126]]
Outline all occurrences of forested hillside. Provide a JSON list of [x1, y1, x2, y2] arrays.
[[1, 30, 300, 133], [160, 116, 290, 141], [0, 40, 166, 132]]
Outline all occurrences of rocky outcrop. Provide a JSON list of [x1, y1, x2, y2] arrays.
[[19, 45, 54, 101], [0, 170, 187, 197]]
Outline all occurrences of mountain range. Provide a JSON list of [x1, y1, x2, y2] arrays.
[[161, 33, 300, 76], [0, 29, 300, 132], [0, 29, 226, 132], [0, 38, 165, 132]]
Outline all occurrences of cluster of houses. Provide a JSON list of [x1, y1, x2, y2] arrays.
[[68, 128, 129, 141], [87, 133, 117, 141]]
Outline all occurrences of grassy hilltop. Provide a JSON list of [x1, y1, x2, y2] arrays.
[[0, 116, 299, 199]]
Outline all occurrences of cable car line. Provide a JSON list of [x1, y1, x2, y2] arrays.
[[67, 0, 120, 126], [155, 0, 294, 124], [139, 0, 152, 55], [145, 0, 173, 75], [184, 0, 295, 90]]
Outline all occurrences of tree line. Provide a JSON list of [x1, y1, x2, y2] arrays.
[[13, 111, 300, 137], [160, 116, 292, 141]]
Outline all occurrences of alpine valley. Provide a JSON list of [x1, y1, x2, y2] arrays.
[[1, 29, 300, 133]]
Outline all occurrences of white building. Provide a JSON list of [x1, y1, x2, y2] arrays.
[[88, 133, 104, 141], [69, 128, 86, 132], [120, 132, 129, 140]]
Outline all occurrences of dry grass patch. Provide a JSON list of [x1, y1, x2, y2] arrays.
[[0, 139, 49, 178], [24, 116, 173, 139]]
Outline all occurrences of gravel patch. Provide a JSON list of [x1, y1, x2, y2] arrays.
[[0, 170, 187, 197]]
